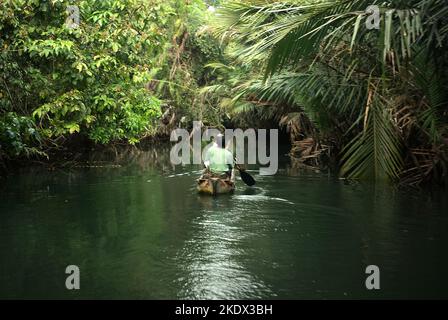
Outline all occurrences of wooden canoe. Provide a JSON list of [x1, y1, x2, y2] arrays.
[[197, 170, 235, 195]]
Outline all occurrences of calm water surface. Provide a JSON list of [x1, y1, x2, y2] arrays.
[[0, 147, 447, 299]]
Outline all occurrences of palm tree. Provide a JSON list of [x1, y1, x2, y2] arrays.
[[209, 0, 448, 184]]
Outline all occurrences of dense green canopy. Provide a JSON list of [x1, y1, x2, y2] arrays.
[[207, 0, 448, 185], [1, 0, 447, 185]]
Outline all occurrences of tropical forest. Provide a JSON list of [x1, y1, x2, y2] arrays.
[[1, 0, 447, 300]]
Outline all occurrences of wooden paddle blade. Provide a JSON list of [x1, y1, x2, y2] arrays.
[[239, 170, 256, 186]]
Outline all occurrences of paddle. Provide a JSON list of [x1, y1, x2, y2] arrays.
[[234, 158, 256, 186]]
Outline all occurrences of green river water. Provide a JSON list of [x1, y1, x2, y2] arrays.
[[0, 146, 447, 299]]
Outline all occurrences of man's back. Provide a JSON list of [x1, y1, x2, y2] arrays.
[[205, 145, 233, 173]]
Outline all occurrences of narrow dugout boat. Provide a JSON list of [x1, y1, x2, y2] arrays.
[[197, 170, 235, 195]]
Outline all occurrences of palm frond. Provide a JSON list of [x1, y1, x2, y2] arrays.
[[340, 90, 403, 180]]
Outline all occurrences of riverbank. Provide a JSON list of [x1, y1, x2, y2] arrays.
[[0, 133, 174, 174]]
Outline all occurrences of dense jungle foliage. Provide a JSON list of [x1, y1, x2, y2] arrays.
[[1, 0, 447, 186], [0, 0, 218, 158]]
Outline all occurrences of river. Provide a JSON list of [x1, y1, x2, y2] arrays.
[[0, 145, 447, 299]]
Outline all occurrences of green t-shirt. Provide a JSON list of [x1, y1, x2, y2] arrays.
[[204, 145, 233, 173]]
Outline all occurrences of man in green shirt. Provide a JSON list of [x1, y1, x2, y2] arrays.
[[204, 134, 234, 177]]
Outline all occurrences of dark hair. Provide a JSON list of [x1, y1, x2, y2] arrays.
[[216, 134, 224, 148]]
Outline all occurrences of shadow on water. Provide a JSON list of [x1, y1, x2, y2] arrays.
[[0, 145, 447, 299]]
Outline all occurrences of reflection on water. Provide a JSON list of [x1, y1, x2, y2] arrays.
[[175, 206, 274, 299], [0, 146, 447, 299]]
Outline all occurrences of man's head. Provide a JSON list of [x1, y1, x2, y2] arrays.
[[216, 134, 224, 148]]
